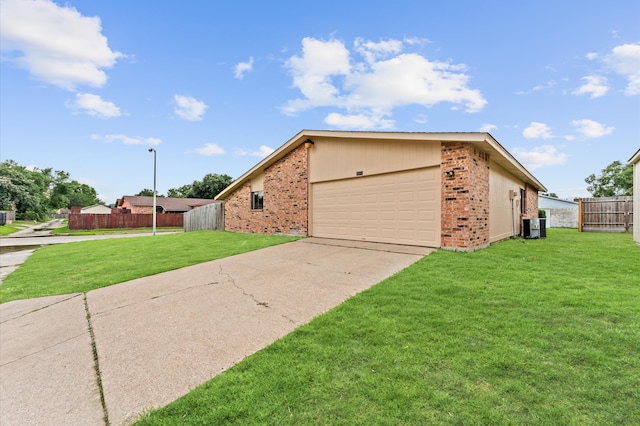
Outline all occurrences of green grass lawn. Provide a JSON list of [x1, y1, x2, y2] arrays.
[[0, 220, 43, 235], [136, 229, 640, 425], [0, 231, 299, 303]]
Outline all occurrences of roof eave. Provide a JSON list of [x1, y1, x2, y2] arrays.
[[215, 130, 548, 199], [480, 133, 548, 192]]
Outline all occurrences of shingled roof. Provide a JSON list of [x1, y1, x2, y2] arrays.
[[116, 196, 219, 212]]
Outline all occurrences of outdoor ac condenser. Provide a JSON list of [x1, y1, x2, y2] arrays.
[[523, 218, 540, 239]]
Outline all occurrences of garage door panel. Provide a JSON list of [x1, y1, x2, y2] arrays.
[[312, 167, 440, 247]]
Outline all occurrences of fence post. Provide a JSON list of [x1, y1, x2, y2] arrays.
[[577, 199, 583, 232]]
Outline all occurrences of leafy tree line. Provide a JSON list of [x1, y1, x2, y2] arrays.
[[136, 173, 233, 199], [1, 160, 234, 221], [585, 160, 633, 197], [0, 160, 100, 221]]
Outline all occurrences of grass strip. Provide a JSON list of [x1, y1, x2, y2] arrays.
[[136, 229, 640, 425], [0, 231, 299, 303]]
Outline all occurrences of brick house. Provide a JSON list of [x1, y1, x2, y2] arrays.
[[115, 196, 218, 214], [216, 130, 547, 251]]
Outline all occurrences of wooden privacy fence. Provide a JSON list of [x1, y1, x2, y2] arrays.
[[578, 196, 633, 233], [184, 202, 224, 232], [68, 213, 183, 230]]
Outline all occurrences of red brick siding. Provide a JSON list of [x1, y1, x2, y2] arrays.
[[519, 183, 539, 233], [224, 144, 308, 235], [441, 142, 490, 251]]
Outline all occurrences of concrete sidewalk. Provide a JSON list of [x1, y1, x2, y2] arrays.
[[0, 238, 432, 426]]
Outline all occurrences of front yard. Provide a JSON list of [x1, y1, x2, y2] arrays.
[[136, 229, 639, 425], [0, 231, 299, 303]]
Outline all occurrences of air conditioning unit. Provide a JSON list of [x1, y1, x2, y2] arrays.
[[523, 218, 540, 239]]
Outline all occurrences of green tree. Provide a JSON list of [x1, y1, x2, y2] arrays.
[[189, 173, 233, 199], [585, 161, 633, 197], [167, 184, 192, 198], [66, 182, 100, 207], [1, 160, 101, 219], [0, 160, 51, 220], [50, 172, 100, 209], [167, 173, 233, 199], [135, 189, 165, 197]]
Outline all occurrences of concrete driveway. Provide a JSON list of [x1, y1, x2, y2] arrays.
[[0, 238, 432, 426]]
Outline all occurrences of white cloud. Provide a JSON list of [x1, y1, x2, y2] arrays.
[[325, 112, 394, 130], [479, 123, 497, 133], [0, 0, 122, 90], [572, 75, 609, 98], [571, 119, 614, 138], [518, 80, 555, 94], [236, 145, 275, 157], [173, 95, 207, 121], [70, 93, 120, 118], [403, 36, 431, 46], [414, 114, 428, 124], [234, 57, 254, 79], [585, 52, 599, 60], [283, 37, 351, 113], [513, 145, 568, 170], [604, 43, 640, 95], [195, 143, 225, 156], [523, 122, 554, 139], [94, 134, 161, 145], [354, 37, 403, 64], [282, 37, 486, 129]]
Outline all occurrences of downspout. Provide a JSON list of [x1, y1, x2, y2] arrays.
[[510, 190, 516, 239]]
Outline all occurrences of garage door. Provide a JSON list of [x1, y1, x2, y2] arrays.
[[311, 167, 440, 247]]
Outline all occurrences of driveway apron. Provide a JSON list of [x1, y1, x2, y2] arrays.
[[0, 238, 431, 426]]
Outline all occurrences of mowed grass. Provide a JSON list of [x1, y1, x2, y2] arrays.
[[0, 231, 299, 303], [0, 220, 43, 235], [136, 229, 640, 425]]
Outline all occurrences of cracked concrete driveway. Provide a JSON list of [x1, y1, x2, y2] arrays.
[[0, 238, 431, 426]]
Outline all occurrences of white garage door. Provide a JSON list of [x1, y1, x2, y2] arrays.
[[311, 167, 440, 247]]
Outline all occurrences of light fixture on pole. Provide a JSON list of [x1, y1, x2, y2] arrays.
[[148, 148, 157, 236]]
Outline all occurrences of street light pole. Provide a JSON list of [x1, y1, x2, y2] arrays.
[[148, 148, 156, 236]]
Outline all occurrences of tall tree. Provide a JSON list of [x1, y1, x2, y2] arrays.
[[1, 160, 101, 220], [66, 182, 100, 207], [167, 174, 233, 199], [0, 160, 51, 220], [188, 173, 233, 199], [585, 161, 633, 197], [50, 171, 100, 209], [136, 189, 156, 197], [167, 185, 192, 198]]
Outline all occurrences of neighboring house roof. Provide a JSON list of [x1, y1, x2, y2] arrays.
[[81, 204, 112, 214], [539, 194, 578, 209], [629, 148, 640, 165], [116, 196, 219, 212], [215, 130, 547, 200]]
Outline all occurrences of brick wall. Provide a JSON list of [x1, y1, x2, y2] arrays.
[[524, 184, 539, 218], [441, 142, 490, 251], [521, 183, 539, 230], [224, 144, 308, 235]]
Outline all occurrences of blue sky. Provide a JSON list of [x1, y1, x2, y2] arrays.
[[1, 0, 638, 205]]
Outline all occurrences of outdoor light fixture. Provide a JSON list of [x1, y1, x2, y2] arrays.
[[304, 138, 315, 149], [445, 170, 455, 178], [148, 148, 157, 236]]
